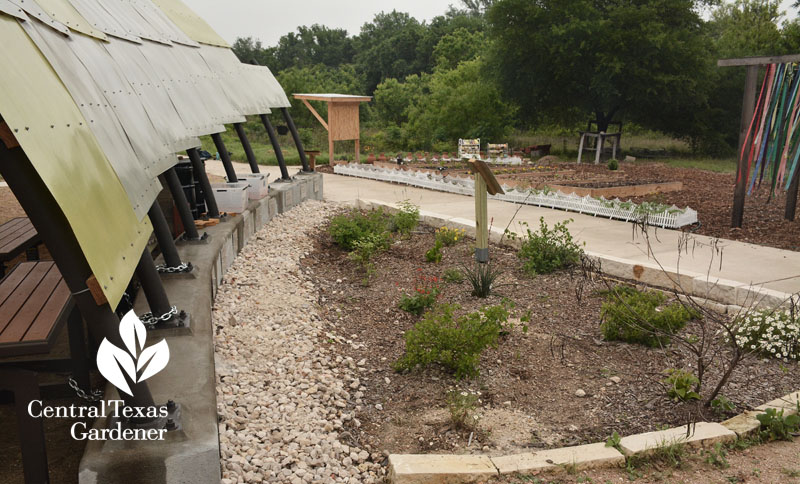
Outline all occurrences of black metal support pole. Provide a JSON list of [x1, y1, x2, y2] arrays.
[[259, 113, 291, 180], [211, 132, 238, 182], [148, 201, 182, 268], [785, 163, 800, 221], [234, 122, 260, 174], [135, 248, 173, 319], [281, 107, 311, 172], [186, 148, 220, 218], [163, 168, 202, 240], [0, 136, 158, 417]]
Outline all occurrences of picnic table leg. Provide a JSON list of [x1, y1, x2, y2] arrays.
[[66, 307, 91, 392], [186, 148, 221, 219], [612, 137, 618, 160], [1, 369, 49, 484], [577, 134, 585, 164], [595, 134, 604, 165], [163, 168, 203, 241]]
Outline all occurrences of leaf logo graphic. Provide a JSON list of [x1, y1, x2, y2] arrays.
[[96, 311, 170, 397]]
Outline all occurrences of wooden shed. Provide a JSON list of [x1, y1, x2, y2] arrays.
[[293, 93, 372, 164]]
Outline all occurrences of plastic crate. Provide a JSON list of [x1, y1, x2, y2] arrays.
[[211, 182, 249, 214], [235, 173, 269, 200]]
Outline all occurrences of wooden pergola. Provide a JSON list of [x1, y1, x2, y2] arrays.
[[718, 53, 800, 228], [293, 93, 372, 164]]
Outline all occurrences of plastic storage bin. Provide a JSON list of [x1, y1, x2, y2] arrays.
[[211, 182, 249, 214], [234, 173, 269, 200]]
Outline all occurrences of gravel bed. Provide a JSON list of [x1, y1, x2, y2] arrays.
[[214, 200, 384, 483]]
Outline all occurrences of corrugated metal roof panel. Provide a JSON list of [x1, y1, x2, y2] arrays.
[[0, 15, 151, 308], [97, 0, 171, 45], [67, 0, 141, 42], [129, 0, 197, 47], [33, 0, 107, 40], [0, 0, 29, 21], [150, 0, 227, 47], [9, 0, 69, 34]]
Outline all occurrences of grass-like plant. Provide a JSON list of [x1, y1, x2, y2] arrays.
[[600, 286, 696, 347], [462, 262, 503, 298]]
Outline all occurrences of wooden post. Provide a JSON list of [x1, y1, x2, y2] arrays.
[[474, 173, 489, 263], [785, 162, 800, 221], [731, 65, 759, 228]]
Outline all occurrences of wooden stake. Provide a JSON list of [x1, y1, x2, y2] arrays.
[[475, 173, 489, 263], [732, 65, 759, 228]]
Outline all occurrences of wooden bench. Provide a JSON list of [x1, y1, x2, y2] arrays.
[[0, 261, 90, 484], [0, 217, 41, 277]]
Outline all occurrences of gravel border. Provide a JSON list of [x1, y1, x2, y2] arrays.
[[214, 200, 384, 483]]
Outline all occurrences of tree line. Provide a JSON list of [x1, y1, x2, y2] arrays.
[[232, 0, 800, 155]]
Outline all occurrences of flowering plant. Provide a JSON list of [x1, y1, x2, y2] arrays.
[[398, 271, 441, 315], [732, 309, 799, 362], [435, 226, 466, 247]]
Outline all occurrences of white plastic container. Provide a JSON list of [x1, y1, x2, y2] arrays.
[[211, 182, 249, 213], [235, 173, 269, 200]]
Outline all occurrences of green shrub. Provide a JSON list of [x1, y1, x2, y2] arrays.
[[329, 209, 388, 251], [732, 309, 800, 362], [435, 226, 465, 247], [663, 368, 701, 402], [512, 218, 583, 276], [349, 232, 391, 279], [394, 302, 510, 379], [442, 267, 464, 284], [463, 262, 503, 298], [391, 200, 420, 236], [398, 273, 441, 315], [425, 241, 443, 263], [757, 407, 800, 441], [600, 286, 696, 347], [607, 158, 619, 170]]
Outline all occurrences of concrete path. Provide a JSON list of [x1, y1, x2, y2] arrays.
[[205, 160, 800, 296]]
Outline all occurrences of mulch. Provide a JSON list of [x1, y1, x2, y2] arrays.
[[302, 218, 800, 456]]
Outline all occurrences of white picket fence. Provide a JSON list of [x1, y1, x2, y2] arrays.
[[334, 163, 698, 229]]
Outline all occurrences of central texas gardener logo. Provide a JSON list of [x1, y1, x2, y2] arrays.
[[97, 311, 170, 397]]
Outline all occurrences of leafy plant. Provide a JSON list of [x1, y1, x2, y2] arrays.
[[349, 232, 391, 281], [394, 302, 511, 379], [731, 309, 800, 362], [442, 267, 464, 284], [329, 208, 389, 251], [607, 158, 619, 170], [447, 389, 480, 430], [605, 430, 622, 451], [435, 226, 466, 247], [462, 262, 503, 298], [663, 368, 701, 402], [711, 395, 736, 414], [600, 286, 696, 347], [425, 240, 444, 263], [511, 217, 583, 276], [705, 442, 729, 469], [391, 200, 420, 236], [398, 273, 441, 315], [756, 407, 800, 441]]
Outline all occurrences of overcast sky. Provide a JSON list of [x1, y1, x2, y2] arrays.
[[182, 0, 799, 47]]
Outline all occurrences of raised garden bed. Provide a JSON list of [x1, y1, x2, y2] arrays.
[[302, 213, 800, 457]]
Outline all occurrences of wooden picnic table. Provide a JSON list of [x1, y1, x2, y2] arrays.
[[0, 217, 41, 276], [0, 260, 89, 484]]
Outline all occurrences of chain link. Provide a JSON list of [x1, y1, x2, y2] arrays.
[[69, 377, 104, 402], [139, 305, 179, 328], [156, 262, 192, 274]]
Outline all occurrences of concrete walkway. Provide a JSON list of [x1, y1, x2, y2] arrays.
[[205, 160, 800, 296]]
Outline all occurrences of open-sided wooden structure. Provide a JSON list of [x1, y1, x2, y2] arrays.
[[293, 93, 372, 164], [718, 53, 800, 228]]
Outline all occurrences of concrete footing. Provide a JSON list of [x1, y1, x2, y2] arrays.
[[78, 173, 322, 484]]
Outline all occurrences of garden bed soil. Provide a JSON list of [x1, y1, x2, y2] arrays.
[[302, 216, 800, 457]]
